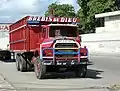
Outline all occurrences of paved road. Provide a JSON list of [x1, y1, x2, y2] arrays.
[[0, 54, 120, 91]]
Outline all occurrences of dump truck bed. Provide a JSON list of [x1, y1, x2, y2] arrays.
[[9, 16, 41, 52]]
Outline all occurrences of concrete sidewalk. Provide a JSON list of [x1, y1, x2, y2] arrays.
[[0, 71, 16, 91]]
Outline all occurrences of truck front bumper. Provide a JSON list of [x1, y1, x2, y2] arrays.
[[42, 59, 93, 66]]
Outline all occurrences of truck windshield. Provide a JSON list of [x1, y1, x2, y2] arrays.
[[49, 26, 78, 37]]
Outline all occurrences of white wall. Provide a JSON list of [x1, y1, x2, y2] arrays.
[[96, 15, 120, 33], [88, 12, 120, 53], [0, 37, 9, 50], [0, 24, 10, 50], [96, 27, 105, 33], [105, 15, 120, 32], [81, 32, 120, 54]]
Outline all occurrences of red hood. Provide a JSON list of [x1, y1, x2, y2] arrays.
[[42, 38, 54, 48], [42, 37, 80, 48]]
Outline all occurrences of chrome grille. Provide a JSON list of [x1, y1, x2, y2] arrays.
[[55, 43, 78, 58], [55, 43, 78, 48]]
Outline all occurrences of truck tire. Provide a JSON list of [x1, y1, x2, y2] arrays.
[[34, 59, 46, 79], [19, 55, 30, 72], [16, 55, 20, 71], [75, 65, 87, 78]]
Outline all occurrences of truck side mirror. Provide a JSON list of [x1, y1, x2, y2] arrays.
[[42, 28, 46, 38], [42, 27, 49, 39]]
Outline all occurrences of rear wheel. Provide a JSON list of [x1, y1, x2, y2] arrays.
[[16, 55, 20, 71], [75, 65, 87, 78], [19, 55, 31, 72], [19, 56, 26, 72], [34, 59, 46, 79]]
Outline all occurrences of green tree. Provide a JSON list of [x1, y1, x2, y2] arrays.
[[45, 2, 76, 17], [77, 0, 116, 34]]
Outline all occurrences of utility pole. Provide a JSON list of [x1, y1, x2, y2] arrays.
[[49, 8, 55, 17]]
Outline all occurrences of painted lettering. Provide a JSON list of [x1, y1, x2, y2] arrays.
[[41, 17, 46, 21], [48, 17, 53, 22], [28, 16, 33, 21], [32, 16, 37, 21], [45, 17, 49, 21], [68, 18, 72, 22], [65, 18, 68, 22], [53, 18, 59, 22], [27, 16, 79, 23], [60, 17, 65, 22], [72, 18, 77, 22], [37, 16, 41, 21], [0, 25, 9, 31], [4, 26, 9, 30]]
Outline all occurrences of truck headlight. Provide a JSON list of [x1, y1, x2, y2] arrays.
[[43, 49, 53, 56], [80, 48, 88, 56]]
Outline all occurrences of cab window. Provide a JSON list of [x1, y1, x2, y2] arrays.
[[49, 26, 78, 37]]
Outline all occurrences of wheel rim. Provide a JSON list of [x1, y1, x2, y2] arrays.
[[35, 64, 38, 77], [35, 63, 40, 78]]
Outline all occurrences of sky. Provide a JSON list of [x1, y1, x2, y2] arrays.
[[0, 0, 80, 23]]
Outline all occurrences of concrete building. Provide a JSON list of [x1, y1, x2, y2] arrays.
[[0, 23, 11, 50], [81, 11, 120, 54], [0, 23, 11, 38], [95, 11, 120, 33]]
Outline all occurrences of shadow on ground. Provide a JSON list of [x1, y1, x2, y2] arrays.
[[0, 60, 104, 79], [42, 69, 104, 80], [86, 69, 103, 79], [1, 59, 15, 63]]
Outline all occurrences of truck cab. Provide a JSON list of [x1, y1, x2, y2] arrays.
[[32, 20, 89, 79]]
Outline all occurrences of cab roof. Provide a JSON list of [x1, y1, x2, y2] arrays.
[[47, 24, 78, 27]]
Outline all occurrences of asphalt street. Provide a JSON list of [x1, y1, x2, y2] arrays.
[[0, 54, 120, 91]]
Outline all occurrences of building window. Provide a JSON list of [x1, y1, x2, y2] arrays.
[[95, 17, 105, 27]]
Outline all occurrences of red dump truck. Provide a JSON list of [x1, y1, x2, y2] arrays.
[[9, 16, 90, 79]]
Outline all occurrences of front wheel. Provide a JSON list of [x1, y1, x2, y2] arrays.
[[75, 65, 87, 78], [34, 59, 46, 79]]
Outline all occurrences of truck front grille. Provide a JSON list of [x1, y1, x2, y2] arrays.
[[55, 43, 78, 59], [55, 43, 78, 48]]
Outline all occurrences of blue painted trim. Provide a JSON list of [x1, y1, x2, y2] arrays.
[[41, 49, 44, 60], [86, 48, 89, 56], [28, 21, 40, 23], [27, 21, 40, 25], [78, 48, 80, 61], [53, 49, 55, 65], [41, 48, 83, 63]]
